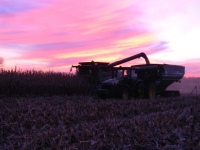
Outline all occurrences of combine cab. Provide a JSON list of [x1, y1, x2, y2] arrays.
[[71, 61, 111, 94], [72, 61, 110, 82]]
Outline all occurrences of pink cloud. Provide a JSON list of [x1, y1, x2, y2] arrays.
[[1, 0, 198, 77]]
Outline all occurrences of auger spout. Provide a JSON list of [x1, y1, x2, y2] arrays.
[[106, 52, 150, 68]]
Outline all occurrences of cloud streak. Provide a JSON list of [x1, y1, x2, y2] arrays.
[[0, 0, 47, 15]]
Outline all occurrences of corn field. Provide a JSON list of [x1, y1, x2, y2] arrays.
[[0, 96, 200, 149], [0, 69, 200, 149], [0, 69, 92, 97]]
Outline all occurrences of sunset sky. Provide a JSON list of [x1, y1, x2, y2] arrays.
[[1, 0, 200, 77]]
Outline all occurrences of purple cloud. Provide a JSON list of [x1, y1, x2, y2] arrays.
[[0, 0, 47, 15]]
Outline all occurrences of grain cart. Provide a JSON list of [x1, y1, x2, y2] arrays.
[[96, 53, 185, 99]]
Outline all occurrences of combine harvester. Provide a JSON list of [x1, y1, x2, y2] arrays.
[[72, 52, 185, 99]]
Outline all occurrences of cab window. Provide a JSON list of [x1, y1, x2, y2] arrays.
[[124, 70, 130, 77], [131, 70, 137, 77]]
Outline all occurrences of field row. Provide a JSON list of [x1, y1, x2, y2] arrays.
[[0, 96, 200, 149]]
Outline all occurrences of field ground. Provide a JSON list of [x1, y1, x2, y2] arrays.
[[0, 96, 200, 149]]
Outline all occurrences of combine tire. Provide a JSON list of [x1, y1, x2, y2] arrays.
[[121, 88, 130, 100], [146, 83, 156, 99], [136, 83, 145, 99]]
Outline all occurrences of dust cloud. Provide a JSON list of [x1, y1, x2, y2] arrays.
[[167, 77, 200, 96]]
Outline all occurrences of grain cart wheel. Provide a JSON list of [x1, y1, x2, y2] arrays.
[[147, 83, 156, 99], [174, 91, 180, 97], [136, 82, 145, 99], [160, 90, 180, 97], [121, 88, 130, 100]]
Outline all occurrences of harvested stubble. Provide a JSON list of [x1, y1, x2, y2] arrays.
[[0, 96, 200, 149]]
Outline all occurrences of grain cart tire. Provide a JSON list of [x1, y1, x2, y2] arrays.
[[160, 90, 180, 97], [121, 87, 130, 100], [146, 83, 156, 99], [136, 82, 145, 99], [174, 91, 180, 97]]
